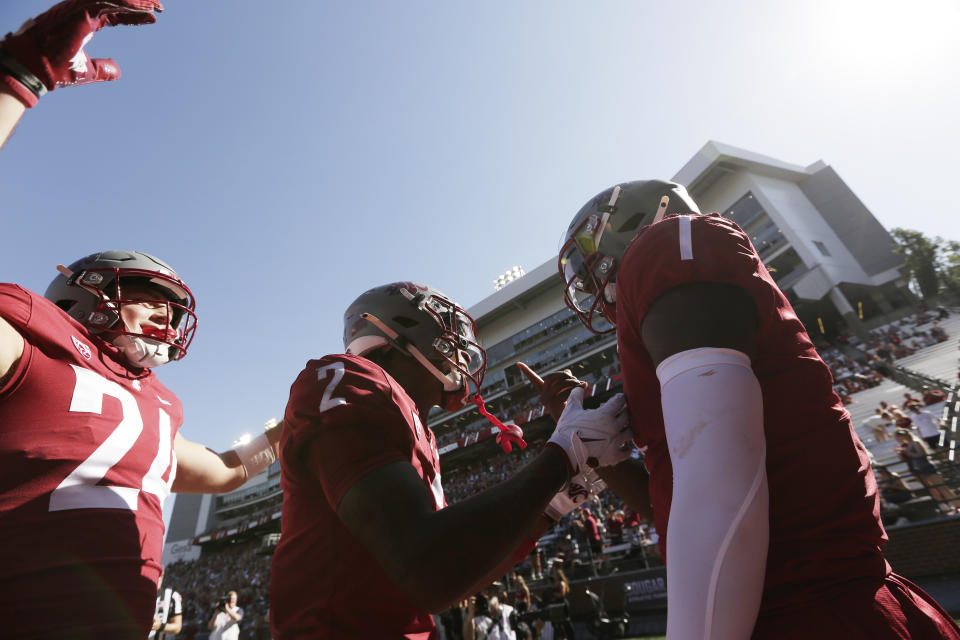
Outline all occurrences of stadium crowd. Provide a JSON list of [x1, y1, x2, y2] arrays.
[[163, 543, 272, 640]]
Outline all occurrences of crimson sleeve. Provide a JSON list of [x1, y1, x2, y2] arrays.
[[0, 283, 34, 329]]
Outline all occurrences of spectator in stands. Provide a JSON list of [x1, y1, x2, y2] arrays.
[[556, 533, 579, 572], [208, 590, 243, 640], [894, 429, 960, 513], [892, 408, 913, 431], [874, 466, 913, 506], [605, 508, 625, 545], [530, 547, 545, 582], [923, 386, 948, 406], [902, 393, 923, 411], [442, 599, 470, 640], [149, 569, 183, 640], [865, 409, 893, 443], [931, 321, 948, 342], [509, 573, 531, 616], [538, 568, 575, 640], [581, 508, 603, 559], [908, 404, 945, 450]]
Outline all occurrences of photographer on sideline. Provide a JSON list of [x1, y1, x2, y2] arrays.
[[464, 583, 519, 640], [208, 590, 243, 640]]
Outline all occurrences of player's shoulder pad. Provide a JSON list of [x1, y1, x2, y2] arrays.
[[289, 353, 396, 416], [0, 283, 33, 324], [630, 213, 752, 264]]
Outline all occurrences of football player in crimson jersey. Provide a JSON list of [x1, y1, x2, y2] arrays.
[[270, 282, 635, 640], [549, 179, 960, 639], [0, 251, 283, 640], [0, 6, 281, 638]]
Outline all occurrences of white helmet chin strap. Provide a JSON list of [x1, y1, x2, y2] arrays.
[[407, 345, 463, 392], [360, 312, 463, 392], [111, 334, 172, 368]]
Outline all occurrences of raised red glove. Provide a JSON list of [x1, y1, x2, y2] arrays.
[[0, 0, 163, 107]]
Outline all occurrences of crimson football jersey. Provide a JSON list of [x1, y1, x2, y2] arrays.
[[0, 284, 180, 639], [270, 354, 444, 640], [615, 214, 890, 613]]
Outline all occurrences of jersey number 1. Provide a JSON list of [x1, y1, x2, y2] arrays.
[[48, 365, 176, 512]]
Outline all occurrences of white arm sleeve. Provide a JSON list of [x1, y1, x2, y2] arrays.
[[657, 348, 769, 640]]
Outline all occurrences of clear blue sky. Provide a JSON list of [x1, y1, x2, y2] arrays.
[[2, 0, 958, 455]]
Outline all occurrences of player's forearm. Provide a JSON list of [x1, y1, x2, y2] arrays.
[[172, 434, 247, 494], [461, 514, 553, 599], [172, 426, 281, 494], [162, 616, 182, 635], [0, 88, 26, 150], [408, 448, 567, 611], [660, 349, 769, 640]]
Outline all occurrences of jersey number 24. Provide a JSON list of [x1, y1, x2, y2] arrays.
[[48, 365, 176, 512]]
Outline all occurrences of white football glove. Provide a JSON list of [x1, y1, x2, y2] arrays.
[[544, 468, 606, 522], [547, 387, 633, 476]]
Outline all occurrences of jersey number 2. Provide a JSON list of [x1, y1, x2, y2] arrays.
[[48, 365, 175, 512], [316, 362, 347, 413]]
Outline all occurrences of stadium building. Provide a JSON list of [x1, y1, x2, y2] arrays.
[[164, 140, 912, 563]]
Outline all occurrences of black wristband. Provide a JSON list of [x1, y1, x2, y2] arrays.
[[0, 47, 47, 98]]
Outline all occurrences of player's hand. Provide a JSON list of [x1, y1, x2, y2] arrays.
[[516, 361, 587, 422], [547, 387, 633, 476], [0, 0, 163, 106], [544, 468, 605, 522]]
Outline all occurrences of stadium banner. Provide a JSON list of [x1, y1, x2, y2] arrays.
[[162, 538, 202, 565], [623, 566, 668, 612]]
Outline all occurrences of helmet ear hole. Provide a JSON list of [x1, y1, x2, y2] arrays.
[[617, 212, 649, 233], [392, 315, 419, 329]]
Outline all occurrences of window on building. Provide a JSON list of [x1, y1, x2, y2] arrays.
[[723, 191, 764, 228], [813, 240, 831, 257], [751, 220, 787, 255]]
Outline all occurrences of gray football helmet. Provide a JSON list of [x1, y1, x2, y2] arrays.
[[559, 179, 700, 333], [343, 282, 486, 397], [45, 250, 197, 365]]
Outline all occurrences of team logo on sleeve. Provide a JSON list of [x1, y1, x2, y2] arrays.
[[71, 336, 92, 361]]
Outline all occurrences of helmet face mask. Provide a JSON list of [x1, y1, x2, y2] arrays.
[[559, 179, 701, 333], [45, 251, 197, 367], [343, 282, 487, 402], [559, 214, 619, 334]]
